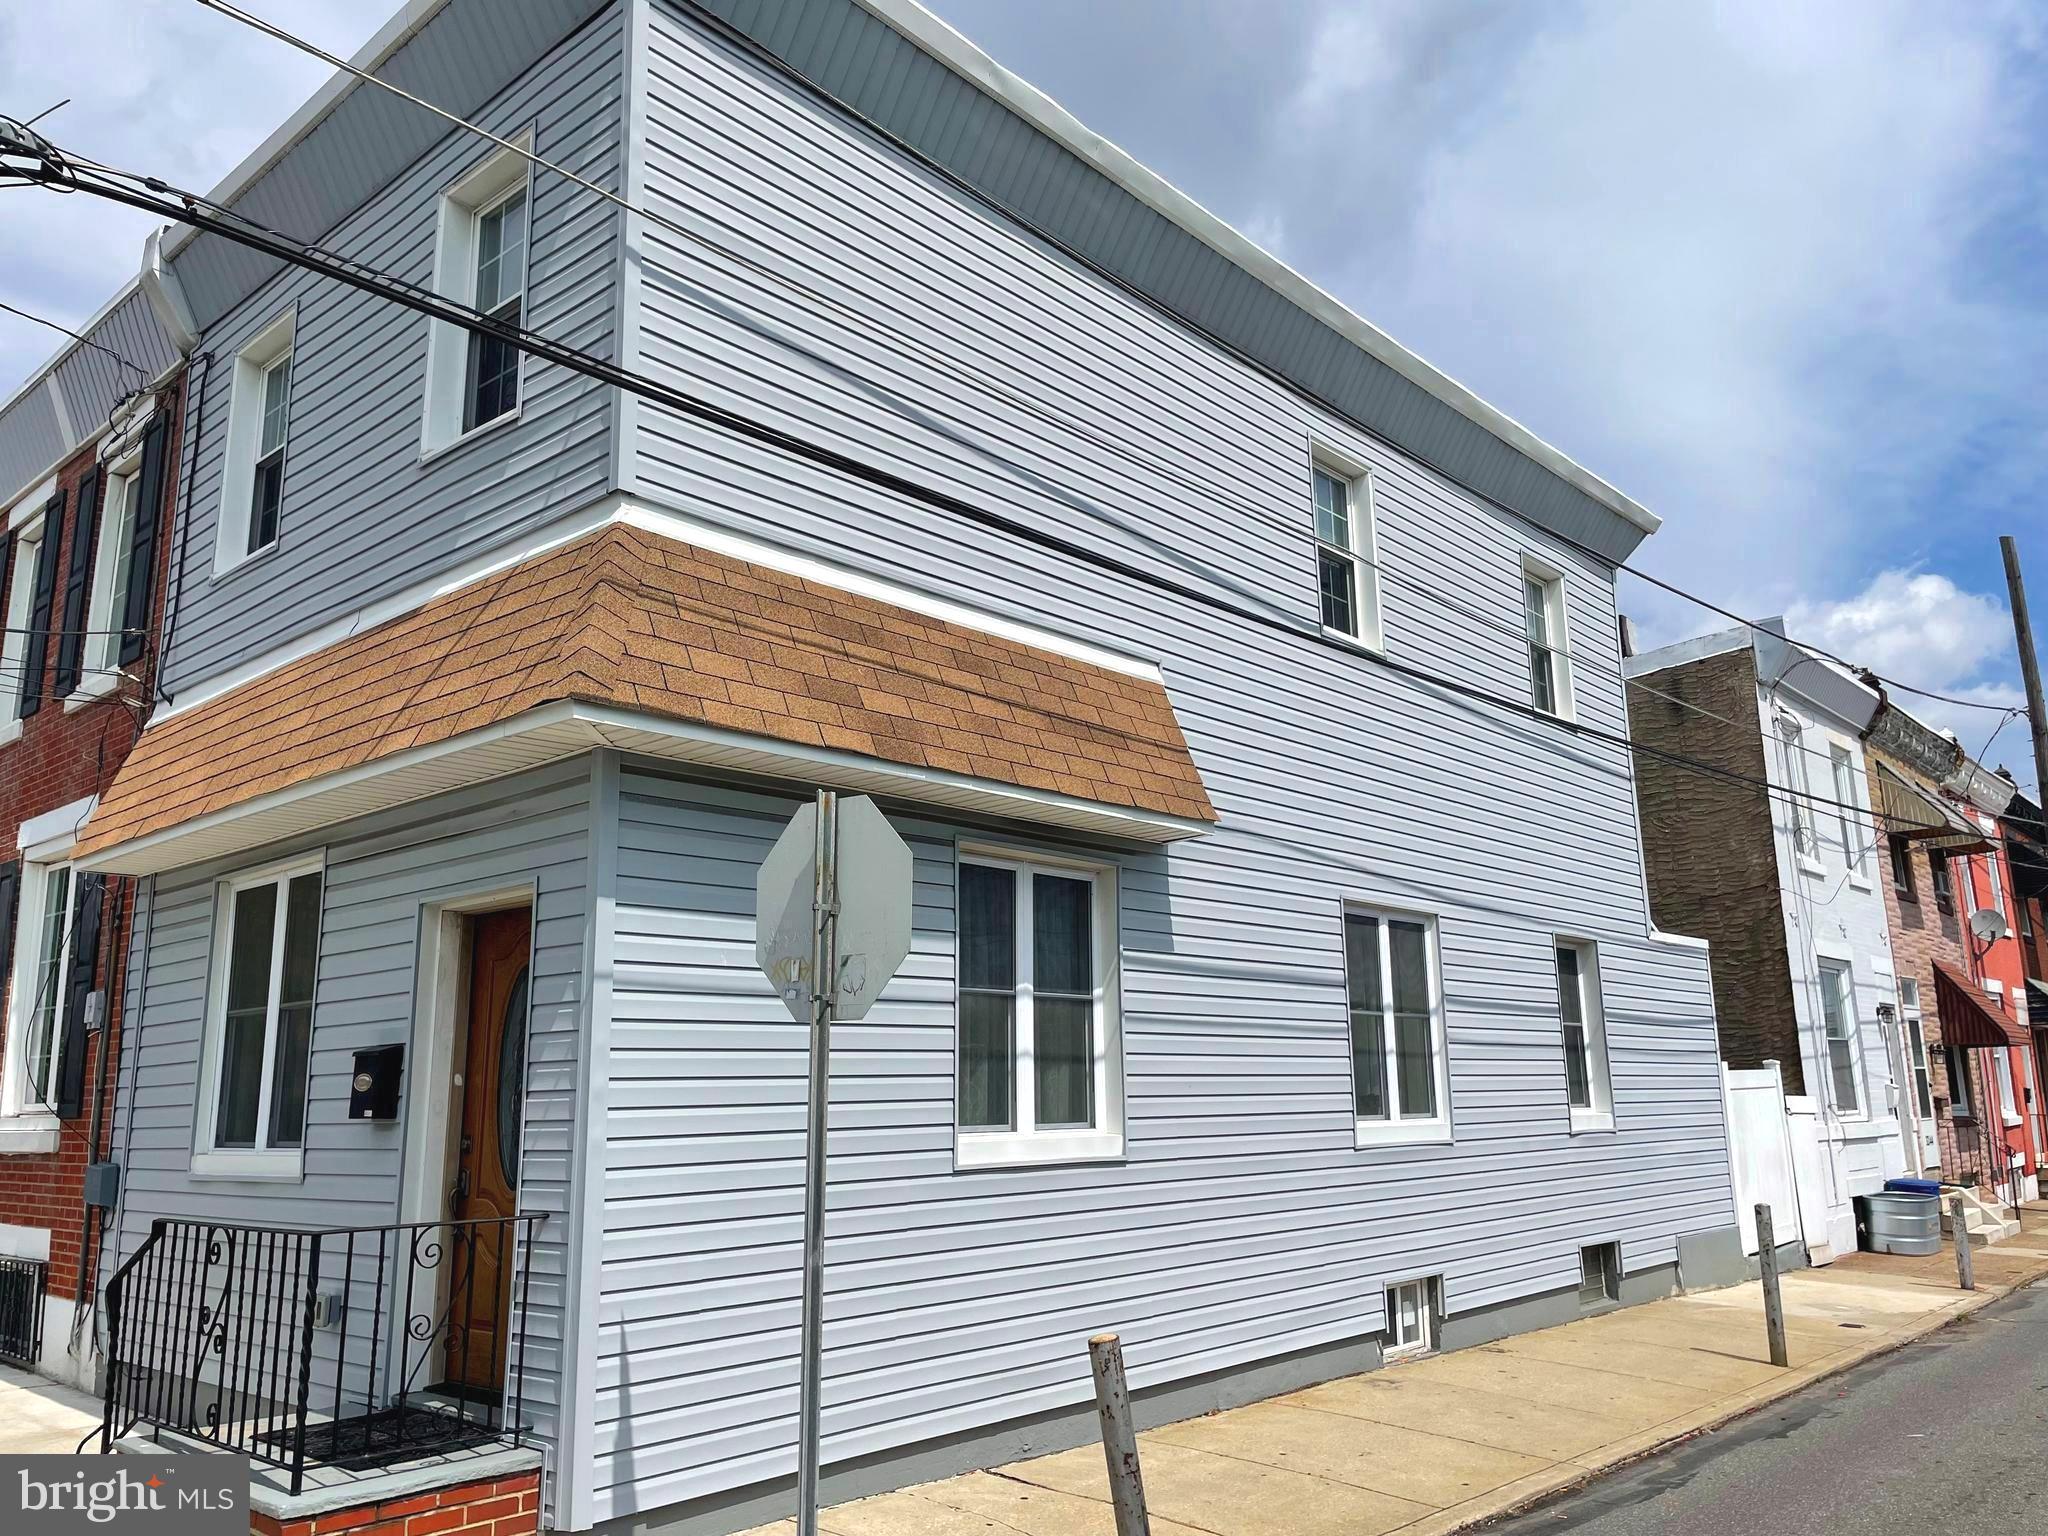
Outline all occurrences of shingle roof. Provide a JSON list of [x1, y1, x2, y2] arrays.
[[75, 524, 1214, 860]]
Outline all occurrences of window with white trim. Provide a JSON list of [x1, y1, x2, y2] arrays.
[[1901, 979, 1935, 1121], [1776, 717, 1817, 864], [215, 310, 295, 573], [196, 860, 323, 1173], [1522, 562, 1572, 718], [1310, 458, 1381, 648], [1943, 1044, 1973, 1119], [1984, 845, 2007, 921], [424, 142, 534, 454], [2, 862, 73, 1121], [1930, 852, 1955, 916], [0, 510, 45, 728], [1383, 1277, 1438, 1361], [1556, 941, 1613, 1130], [955, 850, 1121, 1166], [1343, 907, 1450, 1143], [78, 446, 143, 692], [1829, 743, 1868, 881], [1817, 958, 1861, 1115]]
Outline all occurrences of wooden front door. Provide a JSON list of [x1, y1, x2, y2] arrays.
[[447, 907, 531, 1394]]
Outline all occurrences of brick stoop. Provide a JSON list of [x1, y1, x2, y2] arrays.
[[249, 1471, 539, 1536]]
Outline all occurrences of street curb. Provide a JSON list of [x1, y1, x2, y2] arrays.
[[1451, 1260, 2048, 1534]]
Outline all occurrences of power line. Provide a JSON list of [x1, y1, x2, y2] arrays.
[[0, 298, 153, 382], [189, 0, 2023, 723], [17, 137, 2045, 851]]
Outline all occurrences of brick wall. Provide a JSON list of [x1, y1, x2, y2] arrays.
[[0, 371, 183, 1305], [1628, 647, 1803, 1085], [249, 1471, 541, 1536]]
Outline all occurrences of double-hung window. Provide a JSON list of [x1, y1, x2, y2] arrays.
[[195, 859, 323, 1177], [1817, 959, 1861, 1115], [1310, 456, 1381, 648], [1829, 743, 1869, 881], [215, 309, 295, 574], [2, 863, 73, 1122], [1943, 1044, 1974, 1119], [1985, 844, 2007, 922], [1889, 835, 1916, 901], [1343, 907, 1450, 1143], [1556, 941, 1613, 1131], [955, 850, 1121, 1166], [425, 143, 534, 454], [1930, 853, 1955, 916], [74, 440, 145, 699], [1900, 979, 1935, 1121], [1777, 717, 1819, 865], [1522, 561, 1572, 718]]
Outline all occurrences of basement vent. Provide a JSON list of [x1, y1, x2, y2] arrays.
[[0, 1256, 48, 1368], [1578, 1242, 1620, 1307]]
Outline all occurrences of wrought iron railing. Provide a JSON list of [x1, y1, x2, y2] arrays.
[[0, 1255, 47, 1368], [101, 1215, 541, 1492]]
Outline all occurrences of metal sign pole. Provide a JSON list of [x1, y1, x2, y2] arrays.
[[796, 790, 837, 1536]]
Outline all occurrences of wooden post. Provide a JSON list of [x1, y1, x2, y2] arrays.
[[1088, 1334, 1150, 1536], [1951, 1194, 1977, 1291], [2000, 537, 2048, 825], [1755, 1204, 1789, 1367]]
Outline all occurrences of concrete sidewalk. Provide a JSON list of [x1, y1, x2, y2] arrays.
[[753, 1237, 2048, 1536], [0, 1364, 103, 1454]]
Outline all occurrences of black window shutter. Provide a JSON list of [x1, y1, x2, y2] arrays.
[[52, 467, 101, 699], [119, 413, 170, 668], [55, 872, 107, 1120], [0, 862, 18, 1022], [17, 490, 66, 719]]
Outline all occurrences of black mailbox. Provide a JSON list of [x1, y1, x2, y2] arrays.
[[349, 1044, 405, 1121]]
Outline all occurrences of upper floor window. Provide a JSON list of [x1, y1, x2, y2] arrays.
[[1889, 835, 1916, 900], [69, 410, 167, 702], [1310, 454, 1381, 649], [194, 858, 324, 1177], [1556, 941, 1613, 1131], [1930, 852, 1955, 916], [1984, 844, 2007, 921], [1817, 958, 1861, 1116], [1828, 743, 1869, 882], [216, 309, 296, 574], [955, 848, 1122, 1167], [1776, 716, 1819, 867], [425, 142, 533, 454], [1522, 560, 1572, 718], [1343, 906, 1449, 1144]]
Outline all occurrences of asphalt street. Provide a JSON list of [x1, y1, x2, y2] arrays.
[[1488, 1280, 2048, 1536]]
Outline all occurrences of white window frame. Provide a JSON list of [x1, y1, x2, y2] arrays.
[[1827, 738, 1871, 887], [1816, 956, 1864, 1119], [1307, 443, 1383, 652], [1901, 979, 1935, 1122], [1943, 1044, 1974, 1120], [1984, 844, 2008, 922], [191, 852, 325, 1180], [1383, 1276, 1439, 1362], [1343, 903, 1453, 1147], [1993, 1045, 2022, 1127], [953, 844, 1123, 1170], [422, 137, 535, 458], [214, 308, 296, 577], [1776, 715, 1824, 877], [0, 495, 50, 745], [68, 433, 148, 709], [1, 858, 74, 1132], [1520, 556, 1574, 720], [1556, 938, 1614, 1133]]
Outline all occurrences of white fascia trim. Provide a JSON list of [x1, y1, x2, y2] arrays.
[[7, 476, 58, 532], [19, 795, 99, 862], [158, 493, 1165, 720], [1621, 624, 1752, 680], [854, 0, 1661, 541], [82, 700, 1211, 875], [162, 0, 454, 263]]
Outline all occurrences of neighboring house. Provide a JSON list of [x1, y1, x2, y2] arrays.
[[2001, 787, 2048, 1155], [1626, 623, 1905, 1259], [69, 2, 1736, 1532], [1863, 701, 2033, 1202], [0, 281, 184, 1386]]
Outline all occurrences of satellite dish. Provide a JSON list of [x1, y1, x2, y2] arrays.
[[1969, 908, 2011, 942]]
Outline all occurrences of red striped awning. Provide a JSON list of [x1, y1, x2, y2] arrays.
[[1933, 960, 2029, 1050]]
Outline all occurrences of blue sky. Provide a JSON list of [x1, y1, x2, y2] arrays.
[[3, 0, 2043, 778]]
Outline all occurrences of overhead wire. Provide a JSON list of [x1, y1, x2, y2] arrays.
[[190, 0, 2022, 722]]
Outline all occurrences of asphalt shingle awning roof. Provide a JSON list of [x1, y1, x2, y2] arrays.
[[76, 524, 1216, 872]]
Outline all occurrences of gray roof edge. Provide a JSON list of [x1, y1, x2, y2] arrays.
[[0, 274, 144, 427], [852, 0, 1662, 542]]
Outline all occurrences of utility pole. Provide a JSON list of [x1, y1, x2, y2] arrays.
[[2001, 537, 2048, 808]]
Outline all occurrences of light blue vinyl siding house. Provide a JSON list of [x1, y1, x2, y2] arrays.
[[78, 1, 1739, 1531]]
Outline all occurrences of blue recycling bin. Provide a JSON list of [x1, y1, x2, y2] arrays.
[[1884, 1177, 1941, 1197]]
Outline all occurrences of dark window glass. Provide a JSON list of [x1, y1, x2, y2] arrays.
[[1033, 873, 1094, 1128], [1318, 547, 1356, 634], [1557, 946, 1592, 1109], [216, 882, 278, 1149], [265, 873, 323, 1149], [958, 864, 1016, 1129], [1344, 914, 1387, 1120], [496, 965, 531, 1184], [464, 189, 527, 432], [1390, 919, 1436, 1119]]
